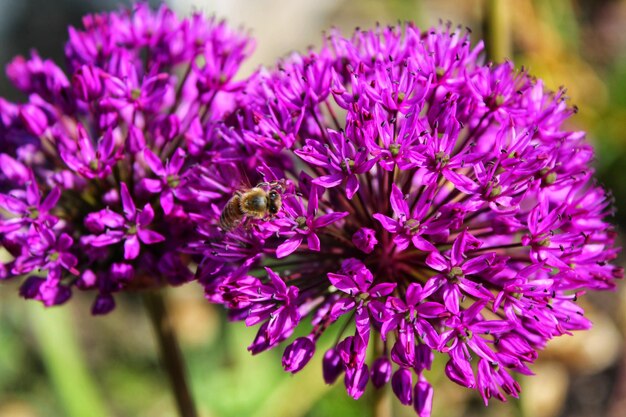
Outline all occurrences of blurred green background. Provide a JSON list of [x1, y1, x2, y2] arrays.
[[1, 0, 626, 416]]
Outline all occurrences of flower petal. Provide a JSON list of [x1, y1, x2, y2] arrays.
[[276, 236, 303, 258]]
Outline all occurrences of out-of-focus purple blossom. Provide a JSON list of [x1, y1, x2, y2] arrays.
[[186, 22, 622, 415], [352, 227, 378, 254], [85, 183, 164, 260], [0, 2, 254, 313]]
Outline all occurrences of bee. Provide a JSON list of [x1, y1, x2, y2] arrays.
[[219, 181, 284, 231]]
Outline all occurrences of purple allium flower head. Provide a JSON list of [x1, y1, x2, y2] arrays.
[[187, 22, 623, 414], [0, 3, 253, 313]]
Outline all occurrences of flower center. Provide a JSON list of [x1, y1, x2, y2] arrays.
[[28, 207, 40, 219], [166, 175, 180, 188], [131, 88, 142, 100], [405, 219, 421, 235], [295, 216, 308, 230], [340, 159, 355, 173], [447, 266, 463, 280], [435, 151, 449, 167]]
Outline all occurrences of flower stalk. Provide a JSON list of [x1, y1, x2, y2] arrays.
[[484, 0, 512, 62], [143, 290, 198, 417]]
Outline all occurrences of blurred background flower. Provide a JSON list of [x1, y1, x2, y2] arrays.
[[1, 1, 625, 417]]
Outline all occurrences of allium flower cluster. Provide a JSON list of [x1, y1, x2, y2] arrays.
[[189, 24, 622, 414], [0, 3, 253, 313]]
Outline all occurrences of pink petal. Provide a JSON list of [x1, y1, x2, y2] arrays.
[[312, 172, 343, 188], [346, 175, 360, 199], [307, 233, 321, 251], [276, 236, 303, 258], [137, 203, 155, 227], [373, 213, 400, 233], [138, 229, 165, 244], [390, 184, 409, 217], [120, 183, 136, 219], [143, 148, 165, 176], [161, 190, 174, 215], [314, 212, 349, 228], [41, 187, 61, 212], [140, 178, 163, 193], [124, 235, 140, 259]]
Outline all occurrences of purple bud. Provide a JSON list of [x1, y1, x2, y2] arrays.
[[0, 154, 30, 184], [370, 356, 392, 388], [415, 344, 434, 373], [282, 336, 315, 373], [102, 188, 120, 205], [127, 124, 146, 153], [392, 368, 413, 405], [158, 114, 180, 142], [6, 55, 31, 91], [72, 65, 103, 101], [345, 364, 369, 399], [352, 227, 378, 254], [414, 377, 434, 417], [322, 347, 343, 384], [111, 263, 134, 282], [77, 270, 97, 289], [92, 293, 115, 315], [38, 280, 72, 306], [20, 104, 48, 136], [19, 276, 44, 299], [445, 359, 475, 388], [248, 322, 271, 354]]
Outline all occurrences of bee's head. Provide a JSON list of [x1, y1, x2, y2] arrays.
[[267, 189, 281, 214]]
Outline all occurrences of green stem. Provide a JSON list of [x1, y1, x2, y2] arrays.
[[484, 0, 512, 62], [143, 290, 198, 417], [28, 304, 109, 417]]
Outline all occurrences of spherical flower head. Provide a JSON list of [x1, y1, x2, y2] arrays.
[[188, 22, 622, 415], [0, 2, 254, 313]]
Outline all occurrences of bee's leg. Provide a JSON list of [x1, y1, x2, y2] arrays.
[[242, 216, 255, 230], [270, 179, 286, 192], [256, 181, 270, 188]]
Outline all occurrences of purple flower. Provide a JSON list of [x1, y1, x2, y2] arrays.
[[0, 3, 253, 312], [86, 183, 164, 260], [221, 268, 301, 351], [190, 22, 622, 415], [295, 130, 378, 199], [140, 148, 187, 215], [59, 125, 117, 179], [0, 171, 60, 233], [276, 185, 348, 258], [373, 184, 437, 252]]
